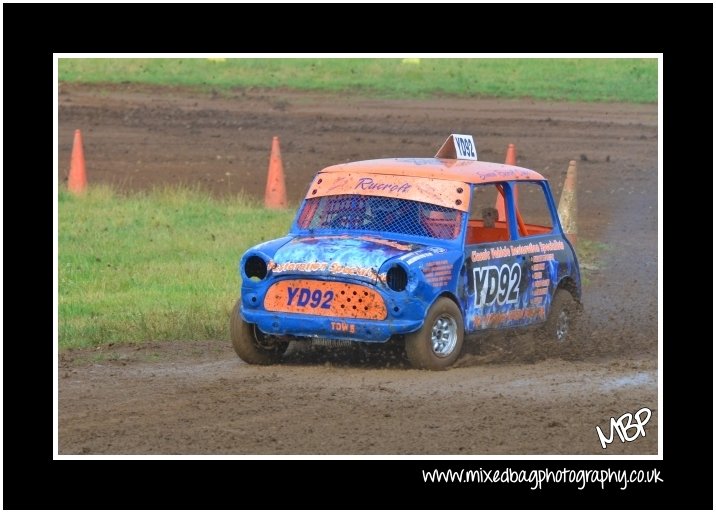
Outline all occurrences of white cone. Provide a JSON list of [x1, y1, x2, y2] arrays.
[[557, 160, 578, 243]]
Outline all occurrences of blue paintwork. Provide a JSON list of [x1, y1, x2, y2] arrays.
[[238, 178, 580, 344]]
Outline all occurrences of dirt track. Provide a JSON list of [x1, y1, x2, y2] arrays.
[[58, 85, 658, 454]]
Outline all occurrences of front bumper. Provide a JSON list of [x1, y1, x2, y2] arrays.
[[240, 308, 423, 343]]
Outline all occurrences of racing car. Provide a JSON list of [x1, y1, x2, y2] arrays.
[[231, 134, 581, 369]]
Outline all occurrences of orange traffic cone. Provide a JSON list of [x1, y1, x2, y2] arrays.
[[68, 129, 87, 194], [264, 136, 287, 209], [557, 160, 578, 244], [495, 143, 517, 221], [504, 143, 516, 166]]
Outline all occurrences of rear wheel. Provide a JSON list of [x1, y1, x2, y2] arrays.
[[230, 299, 288, 365], [405, 298, 464, 370], [539, 289, 579, 350]]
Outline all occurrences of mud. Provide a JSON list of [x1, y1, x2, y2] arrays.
[[58, 85, 658, 454]]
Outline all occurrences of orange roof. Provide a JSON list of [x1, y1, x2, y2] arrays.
[[320, 158, 545, 184]]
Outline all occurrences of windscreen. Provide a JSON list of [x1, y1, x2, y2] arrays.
[[296, 194, 463, 240]]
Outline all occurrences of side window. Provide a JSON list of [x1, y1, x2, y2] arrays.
[[466, 184, 510, 244], [512, 181, 554, 238]]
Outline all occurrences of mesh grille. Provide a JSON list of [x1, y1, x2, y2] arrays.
[[297, 195, 463, 240]]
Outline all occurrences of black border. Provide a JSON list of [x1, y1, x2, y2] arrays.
[[3, 2, 712, 510]]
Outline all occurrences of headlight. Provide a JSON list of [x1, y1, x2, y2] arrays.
[[244, 255, 268, 281], [386, 265, 408, 291]]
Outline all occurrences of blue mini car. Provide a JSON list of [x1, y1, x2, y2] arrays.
[[232, 135, 581, 369]]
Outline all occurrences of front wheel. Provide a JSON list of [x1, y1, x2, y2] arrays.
[[405, 298, 464, 370], [230, 299, 288, 365]]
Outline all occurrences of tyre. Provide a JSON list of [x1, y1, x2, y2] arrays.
[[405, 297, 464, 370], [230, 299, 288, 365], [539, 289, 579, 349]]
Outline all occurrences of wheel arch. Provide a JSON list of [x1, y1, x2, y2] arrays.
[[437, 290, 463, 314], [434, 290, 468, 330], [556, 276, 581, 303]]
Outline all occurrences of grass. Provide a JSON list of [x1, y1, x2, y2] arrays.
[[58, 186, 295, 349], [574, 239, 610, 286], [59, 58, 657, 103]]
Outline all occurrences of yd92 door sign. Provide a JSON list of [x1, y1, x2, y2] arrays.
[[473, 263, 521, 307]]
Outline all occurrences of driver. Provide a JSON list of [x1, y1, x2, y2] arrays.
[[481, 207, 499, 228]]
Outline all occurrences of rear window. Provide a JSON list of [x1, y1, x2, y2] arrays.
[[297, 194, 463, 240]]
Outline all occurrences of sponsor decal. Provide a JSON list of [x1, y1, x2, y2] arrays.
[[471, 248, 491, 263], [270, 261, 328, 274], [422, 259, 452, 288], [270, 260, 378, 280], [470, 239, 565, 263], [355, 177, 411, 194], [530, 255, 553, 296], [532, 253, 556, 262], [327, 262, 377, 280], [472, 305, 546, 328], [401, 247, 446, 265]]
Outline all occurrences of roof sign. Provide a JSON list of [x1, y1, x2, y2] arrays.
[[434, 134, 478, 161]]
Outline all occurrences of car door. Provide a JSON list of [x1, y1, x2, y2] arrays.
[[508, 180, 577, 326], [463, 181, 556, 332]]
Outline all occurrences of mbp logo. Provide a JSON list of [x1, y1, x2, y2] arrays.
[[473, 263, 521, 307], [595, 407, 652, 449]]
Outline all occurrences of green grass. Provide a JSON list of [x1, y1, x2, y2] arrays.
[[59, 58, 657, 103], [574, 239, 610, 286], [59, 186, 295, 349]]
